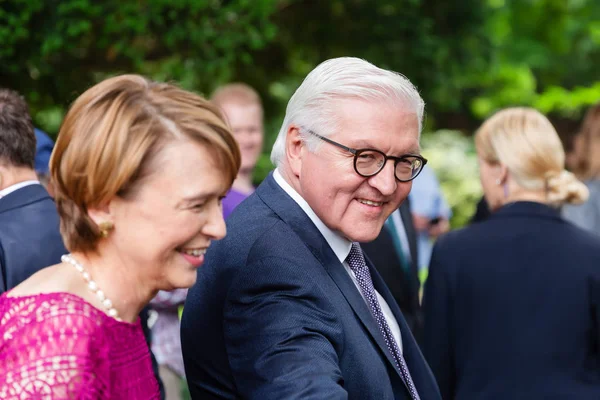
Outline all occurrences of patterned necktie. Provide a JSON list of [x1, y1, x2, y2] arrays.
[[347, 242, 420, 400]]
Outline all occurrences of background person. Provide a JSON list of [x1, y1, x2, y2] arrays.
[[0, 75, 240, 399], [211, 83, 264, 218], [422, 107, 599, 400], [408, 164, 451, 270], [149, 289, 189, 400], [33, 128, 55, 188], [0, 88, 65, 294], [563, 103, 600, 235]]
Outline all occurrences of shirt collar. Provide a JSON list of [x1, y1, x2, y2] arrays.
[[0, 180, 40, 199], [273, 168, 352, 264]]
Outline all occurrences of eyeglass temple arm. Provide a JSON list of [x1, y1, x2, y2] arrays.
[[307, 130, 357, 155]]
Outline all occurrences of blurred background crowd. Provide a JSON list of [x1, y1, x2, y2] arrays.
[[1, 1, 600, 399]]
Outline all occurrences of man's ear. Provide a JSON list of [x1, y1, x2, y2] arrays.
[[285, 125, 305, 178]]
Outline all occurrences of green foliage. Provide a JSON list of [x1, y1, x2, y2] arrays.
[[421, 130, 482, 228], [260, 0, 493, 116], [468, 0, 600, 120], [470, 64, 538, 118], [4, 0, 599, 136], [2, 0, 600, 229], [534, 82, 600, 118], [0, 0, 280, 134]]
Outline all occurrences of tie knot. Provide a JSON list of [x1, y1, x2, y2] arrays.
[[347, 242, 366, 272]]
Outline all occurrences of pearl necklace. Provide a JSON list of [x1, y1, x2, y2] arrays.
[[61, 254, 121, 321]]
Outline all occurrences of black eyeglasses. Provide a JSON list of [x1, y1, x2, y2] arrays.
[[307, 130, 427, 182]]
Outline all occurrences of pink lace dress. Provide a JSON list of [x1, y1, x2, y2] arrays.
[[0, 292, 160, 399]]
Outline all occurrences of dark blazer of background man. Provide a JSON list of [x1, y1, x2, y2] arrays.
[[0, 88, 65, 294], [362, 199, 422, 338]]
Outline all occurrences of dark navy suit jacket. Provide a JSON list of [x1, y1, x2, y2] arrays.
[[422, 201, 600, 400], [181, 173, 441, 400], [0, 184, 66, 293]]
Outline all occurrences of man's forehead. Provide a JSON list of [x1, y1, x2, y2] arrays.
[[350, 140, 421, 156], [333, 126, 421, 154]]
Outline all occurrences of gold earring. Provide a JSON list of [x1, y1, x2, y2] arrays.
[[98, 221, 114, 238]]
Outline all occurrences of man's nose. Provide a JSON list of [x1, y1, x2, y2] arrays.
[[367, 160, 397, 196]]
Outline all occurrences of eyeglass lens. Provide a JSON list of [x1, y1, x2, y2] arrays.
[[355, 151, 423, 181]]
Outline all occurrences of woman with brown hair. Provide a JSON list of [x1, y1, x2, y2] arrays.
[[0, 75, 240, 399], [563, 103, 600, 234]]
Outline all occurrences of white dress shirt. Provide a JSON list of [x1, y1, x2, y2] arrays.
[[0, 180, 40, 200], [273, 169, 403, 351]]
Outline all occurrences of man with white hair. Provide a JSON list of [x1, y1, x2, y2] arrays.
[[181, 57, 442, 400]]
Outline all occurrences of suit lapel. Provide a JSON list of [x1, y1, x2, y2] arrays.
[[317, 248, 403, 380], [371, 261, 440, 397], [256, 173, 403, 379]]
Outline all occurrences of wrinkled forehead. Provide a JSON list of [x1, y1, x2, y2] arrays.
[[324, 95, 419, 123], [325, 91, 422, 123], [326, 98, 421, 151]]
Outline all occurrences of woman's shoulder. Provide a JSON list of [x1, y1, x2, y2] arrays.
[[1, 292, 109, 336], [0, 292, 116, 398], [1, 291, 145, 346]]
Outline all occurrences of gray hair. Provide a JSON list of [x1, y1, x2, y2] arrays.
[[270, 57, 425, 166]]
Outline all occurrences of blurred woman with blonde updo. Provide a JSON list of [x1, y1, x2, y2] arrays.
[[422, 107, 600, 400]]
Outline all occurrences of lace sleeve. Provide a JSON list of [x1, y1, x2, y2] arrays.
[[0, 298, 111, 399]]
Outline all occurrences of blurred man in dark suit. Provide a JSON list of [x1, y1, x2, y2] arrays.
[[0, 88, 65, 293]]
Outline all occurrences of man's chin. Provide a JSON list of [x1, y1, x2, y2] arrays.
[[342, 225, 383, 243]]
